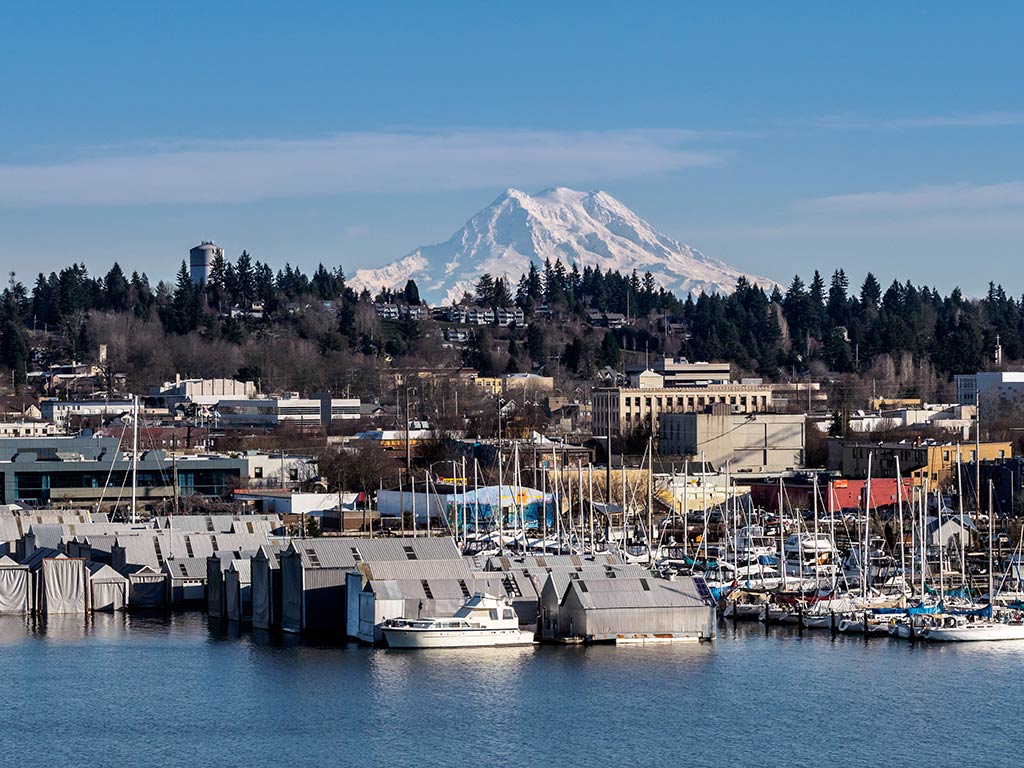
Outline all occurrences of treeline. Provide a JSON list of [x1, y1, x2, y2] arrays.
[[680, 270, 1007, 379], [1, 249, 1018, 392]]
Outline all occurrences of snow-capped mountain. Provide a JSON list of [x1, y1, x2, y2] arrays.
[[349, 187, 777, 304]]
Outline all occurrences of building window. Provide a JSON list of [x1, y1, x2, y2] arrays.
[[254, 466, 263, 479], [943, 451, 949, 462]]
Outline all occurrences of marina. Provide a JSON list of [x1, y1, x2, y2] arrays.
[[1, 612, 1022, 767]]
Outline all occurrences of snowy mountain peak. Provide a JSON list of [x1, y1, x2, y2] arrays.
[[350, 187, 777, 305]]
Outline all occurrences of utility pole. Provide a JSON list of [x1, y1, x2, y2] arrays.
[[405, 386, 417, 487]]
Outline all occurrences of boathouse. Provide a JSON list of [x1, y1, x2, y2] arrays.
[[225, 559, 253, 622], [0, 555, 29, 613], [552, 575, 717, 642], [88, 563, 128, 612]]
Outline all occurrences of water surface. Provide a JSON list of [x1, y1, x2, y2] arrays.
[[0, 614, 1019, 767]]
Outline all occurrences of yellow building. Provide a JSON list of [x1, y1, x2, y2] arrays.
[[474, 377, 503, 396], [836, 440, 1012, 486]]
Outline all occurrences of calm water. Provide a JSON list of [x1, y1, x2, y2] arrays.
[[0, 613, 1021, 767]]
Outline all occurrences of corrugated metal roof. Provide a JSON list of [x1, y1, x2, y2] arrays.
[[359, 558, 473, 581], [357, 536, 461, 562], [568, 576, 707, 610], [163, 557, 210, 580], [228, 559, 252, 581], [486, 553, 623, 571]]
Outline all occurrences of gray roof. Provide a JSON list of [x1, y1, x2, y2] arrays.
[[227, 559, 252, 583], [485, 553, 623, 571], [88, 562, 128, 583], [163, 557, 210, 580], [357, 559, 473, 581], [566, 576, 707, 610]]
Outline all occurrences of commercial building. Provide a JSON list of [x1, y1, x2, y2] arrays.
[[625, 358, 732, 387], [829, 439, 1013, 486], [40, 399, 135, 429], [658, 409, 806, 472], [215, 394, 361, 428], [592, 372, 773, 436], [0, 436, 247, 505], [148, 375, 256, 408], [954, 371, 1024, 407], [0, 422, 58, 438]]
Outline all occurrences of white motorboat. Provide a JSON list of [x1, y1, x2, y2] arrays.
[[923, 620, 1024, 643], [783, 533, 839, 581], [381, 593, 536, 649]]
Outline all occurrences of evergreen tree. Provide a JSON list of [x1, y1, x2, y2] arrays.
[[403, 279, 421, 306]]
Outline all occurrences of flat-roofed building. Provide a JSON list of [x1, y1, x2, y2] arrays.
[[659, 409, 806, 471], [593, 378, 773, 436]]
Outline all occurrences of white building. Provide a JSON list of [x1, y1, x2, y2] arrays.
[[40, 399, 135, 428], [0, 422, 59, 438], [149, 375, 256, 407], [215, 394, 361, 428], [955, 372, 1024, 407]]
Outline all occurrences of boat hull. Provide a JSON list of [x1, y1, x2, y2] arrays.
[[923, 624, 1024, 642], [382, 628, 536, 649]]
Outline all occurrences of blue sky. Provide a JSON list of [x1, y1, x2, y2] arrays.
[[1, 3, 1022, 295]]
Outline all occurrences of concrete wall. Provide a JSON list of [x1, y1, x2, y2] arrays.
[[659, 412, 805, 472]]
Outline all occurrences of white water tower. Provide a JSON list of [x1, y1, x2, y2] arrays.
[[189, 241, 224, 285]]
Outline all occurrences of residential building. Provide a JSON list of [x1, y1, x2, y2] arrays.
[[592, 378, 773, 436], [658, 408, 806, 472]]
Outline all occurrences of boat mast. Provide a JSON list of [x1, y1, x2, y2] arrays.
[[647, 436, 654, 564], [551, 442, 560, 552], [896, 456, 905, 596], [588, 463, 595, 553], [864, 452, 872, 600], [956, 445, 967, 589], [130, 394, 139, 525], [682, 460, 689, 559], [988, 479, 995, 608], [778, 475, 785, 591]]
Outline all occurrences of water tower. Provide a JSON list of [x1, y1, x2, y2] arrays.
[[189, 241, 224, 285]]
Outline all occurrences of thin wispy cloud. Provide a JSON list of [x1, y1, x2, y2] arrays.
[[811, 111, 1024, 130], [0, 130, 720, 207], [801, 181, 1024, 213]]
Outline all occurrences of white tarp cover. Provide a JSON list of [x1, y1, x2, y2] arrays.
[[89, 565, 127, 612], [0, 562, 28, 614], [42, 558, 87, 614]]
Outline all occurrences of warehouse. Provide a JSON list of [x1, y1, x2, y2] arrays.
[[552, 575, 716, 642]]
